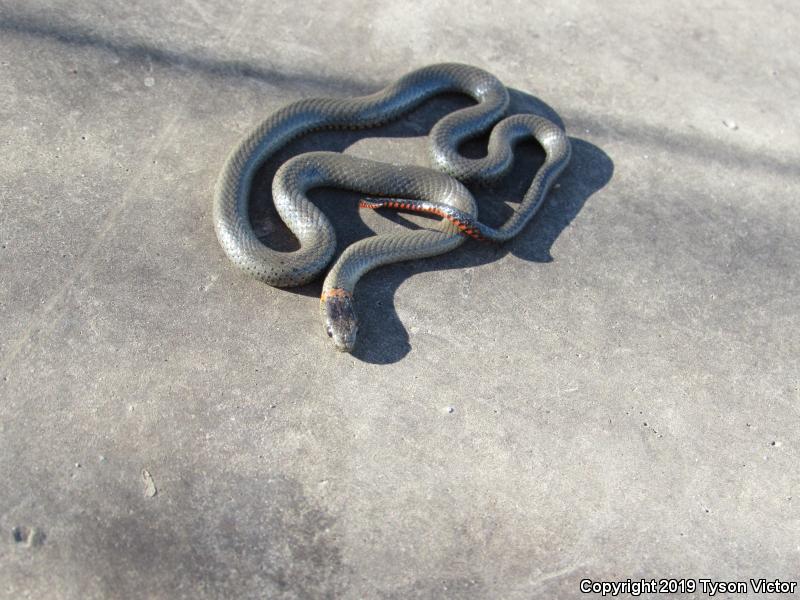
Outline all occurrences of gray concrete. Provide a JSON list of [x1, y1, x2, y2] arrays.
[[0, 1, 798, 598]]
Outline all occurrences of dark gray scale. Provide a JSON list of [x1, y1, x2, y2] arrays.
[[213, 63, 571, 352]]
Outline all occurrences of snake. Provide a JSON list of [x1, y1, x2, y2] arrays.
[[213, 63, 571, 352]]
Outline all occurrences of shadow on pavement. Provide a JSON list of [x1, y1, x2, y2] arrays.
[[247, 89, 614, 364], [0, 12, 377, 95], [3, 9, 614, 363]]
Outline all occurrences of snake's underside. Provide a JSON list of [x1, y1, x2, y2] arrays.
[[213, 63, 571, 352]]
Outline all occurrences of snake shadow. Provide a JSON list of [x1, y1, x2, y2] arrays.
[[249, 89, 614, 364]]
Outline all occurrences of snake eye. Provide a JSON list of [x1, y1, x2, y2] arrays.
[[326, 327, 333, 337]]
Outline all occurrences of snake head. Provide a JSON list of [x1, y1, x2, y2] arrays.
[[321, 289, 358, 352]]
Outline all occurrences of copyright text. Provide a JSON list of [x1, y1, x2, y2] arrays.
[[579, 578, 797, 596]]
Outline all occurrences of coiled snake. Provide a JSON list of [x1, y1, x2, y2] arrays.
[[213, 63, 571, 352]]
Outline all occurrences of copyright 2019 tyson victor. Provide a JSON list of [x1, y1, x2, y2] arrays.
[[579, 578, 797, 596]]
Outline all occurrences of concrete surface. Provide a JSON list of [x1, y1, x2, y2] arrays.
[[0, 1, 798, 598]]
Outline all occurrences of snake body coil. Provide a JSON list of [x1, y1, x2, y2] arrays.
[[213, 64, 571, 352]]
